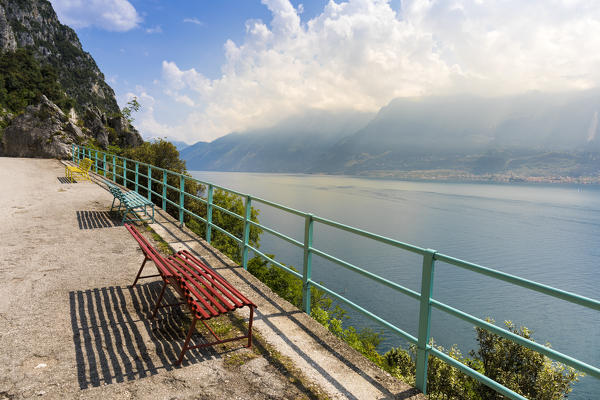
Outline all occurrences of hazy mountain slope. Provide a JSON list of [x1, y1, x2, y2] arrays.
[[181, 90, 600, 178], [181, 110, 374, 172], [313, 91, 600, 174]]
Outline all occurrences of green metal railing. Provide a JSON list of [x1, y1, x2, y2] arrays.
[[73, 145, 600, 398]]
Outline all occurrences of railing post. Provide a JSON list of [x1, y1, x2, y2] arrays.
[[147, 166, 152, 200], [162, 170, 167, 210], [102, 153, 106, 176], [242, 195, 252, 270], [206, 185, 213, 243], [415, 249, 436, 394], [72, 144, 75, 163], [179, 174, 185, 226], [302, 213, 314, 314], [112, 155, 116, 181], [123, 159, 127, 188], [135, 162, 139, 193], [94, 150, 98, 173]]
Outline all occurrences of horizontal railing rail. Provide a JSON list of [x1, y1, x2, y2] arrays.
[[73, 145, 600, 398]]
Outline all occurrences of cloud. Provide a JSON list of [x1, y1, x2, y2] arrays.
[[183, 17, 203, 26], [50, 0, 141, 31], [144, 0, 600, 143], [145, 25, 163, 34]]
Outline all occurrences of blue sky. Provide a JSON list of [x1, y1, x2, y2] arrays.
[[49, 0, 600, 144]]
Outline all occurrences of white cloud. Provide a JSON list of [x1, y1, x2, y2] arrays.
[[145, 25, 163, 34], [183, 17, 203, 26], [50, 0, 141, 31], [143, 0, 600, 143]]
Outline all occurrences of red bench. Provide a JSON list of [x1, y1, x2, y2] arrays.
[[124, 223, 256, 364]]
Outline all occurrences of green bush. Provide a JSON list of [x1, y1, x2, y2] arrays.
[[381, 320, 582, 399]]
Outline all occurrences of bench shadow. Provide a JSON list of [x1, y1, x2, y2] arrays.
[[76, 210, 120, 229], [58, 177, 76, 184], [69, 281, 219, 390]]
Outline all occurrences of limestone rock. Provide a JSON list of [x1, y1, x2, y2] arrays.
[[109, 116, 143, 147], [0, 0, 120, 114], [84, 107, 109, 148], [0, 0, 145, 158], [0, 4, 16, 51], [2, 96, 79, 159]]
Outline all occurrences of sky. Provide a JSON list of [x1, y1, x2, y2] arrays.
[[48, 0, 600, 145]]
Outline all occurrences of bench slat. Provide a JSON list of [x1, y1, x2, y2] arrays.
[[105, 179, 154, 224], [178, 250, 255, 306], [168, 256, 235, 313], [169, 253, 241, 309]]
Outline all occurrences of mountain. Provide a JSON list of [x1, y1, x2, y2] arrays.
[[316, 91, 600, 175], [181, 109, 374, 172], [0, 0, 142, 158], [170, 140, 189, 152], [181, 91, 600, 180], [0, 0, 117, 113]]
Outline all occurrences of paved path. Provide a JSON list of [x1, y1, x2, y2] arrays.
[[0, 158, 424, 400]]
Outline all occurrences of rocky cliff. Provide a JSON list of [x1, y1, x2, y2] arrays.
[[0, 0, 142, 158]]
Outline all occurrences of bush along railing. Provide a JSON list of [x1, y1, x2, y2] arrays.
[[73, 145, 600, 398]]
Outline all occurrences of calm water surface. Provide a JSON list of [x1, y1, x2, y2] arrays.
[[191, 171, 600, 398]]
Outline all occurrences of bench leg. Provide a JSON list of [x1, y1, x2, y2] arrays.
[[122, 207, 129, 224], [247, 305, 254, 348], [177, 316, 198, 365], [131, 256, 149, 287], [151, 281, 168, 319]]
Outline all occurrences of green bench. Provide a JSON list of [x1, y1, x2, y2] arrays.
[[103, 179, 155, 224]]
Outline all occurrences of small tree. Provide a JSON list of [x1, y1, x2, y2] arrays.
[[471, 320, 583, 400], [121, 96, 140, 123]]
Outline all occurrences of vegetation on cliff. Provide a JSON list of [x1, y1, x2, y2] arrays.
[[0, 48, 74, 114]]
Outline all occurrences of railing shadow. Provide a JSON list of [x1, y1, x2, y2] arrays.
[[69, 281, 219, 390], [58, 177, 76, 184], [173, 240, 422, 399], [76, 211, 120, 229]]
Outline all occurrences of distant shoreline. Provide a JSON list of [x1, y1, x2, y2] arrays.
[[190, 169, 600, 185], [352, 170, 600, 184]]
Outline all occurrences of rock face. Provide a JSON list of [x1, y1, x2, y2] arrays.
[[0, 0, 143, 158], [3, 96, 82, 158], [0, 0, 118, 114], [109, 115, 143, 147]]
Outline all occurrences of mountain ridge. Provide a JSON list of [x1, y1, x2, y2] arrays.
[[181, 91, 600, 181]]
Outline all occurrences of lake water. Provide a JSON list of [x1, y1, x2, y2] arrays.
[[190, 171, 600, 398]]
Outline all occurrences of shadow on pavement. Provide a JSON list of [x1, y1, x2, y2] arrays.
[[69, 281, 219, 390], [76, 210, 120, 229], [58, 177, 76, 184]]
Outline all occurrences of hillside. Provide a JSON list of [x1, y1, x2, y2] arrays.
[[181, 109, 374, 172], [0, 0, 141, 157]]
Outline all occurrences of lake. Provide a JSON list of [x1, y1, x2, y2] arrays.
[[190, 171, 600, 398]]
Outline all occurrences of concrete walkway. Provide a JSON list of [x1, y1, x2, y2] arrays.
[[0, 158, 424, 400]]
